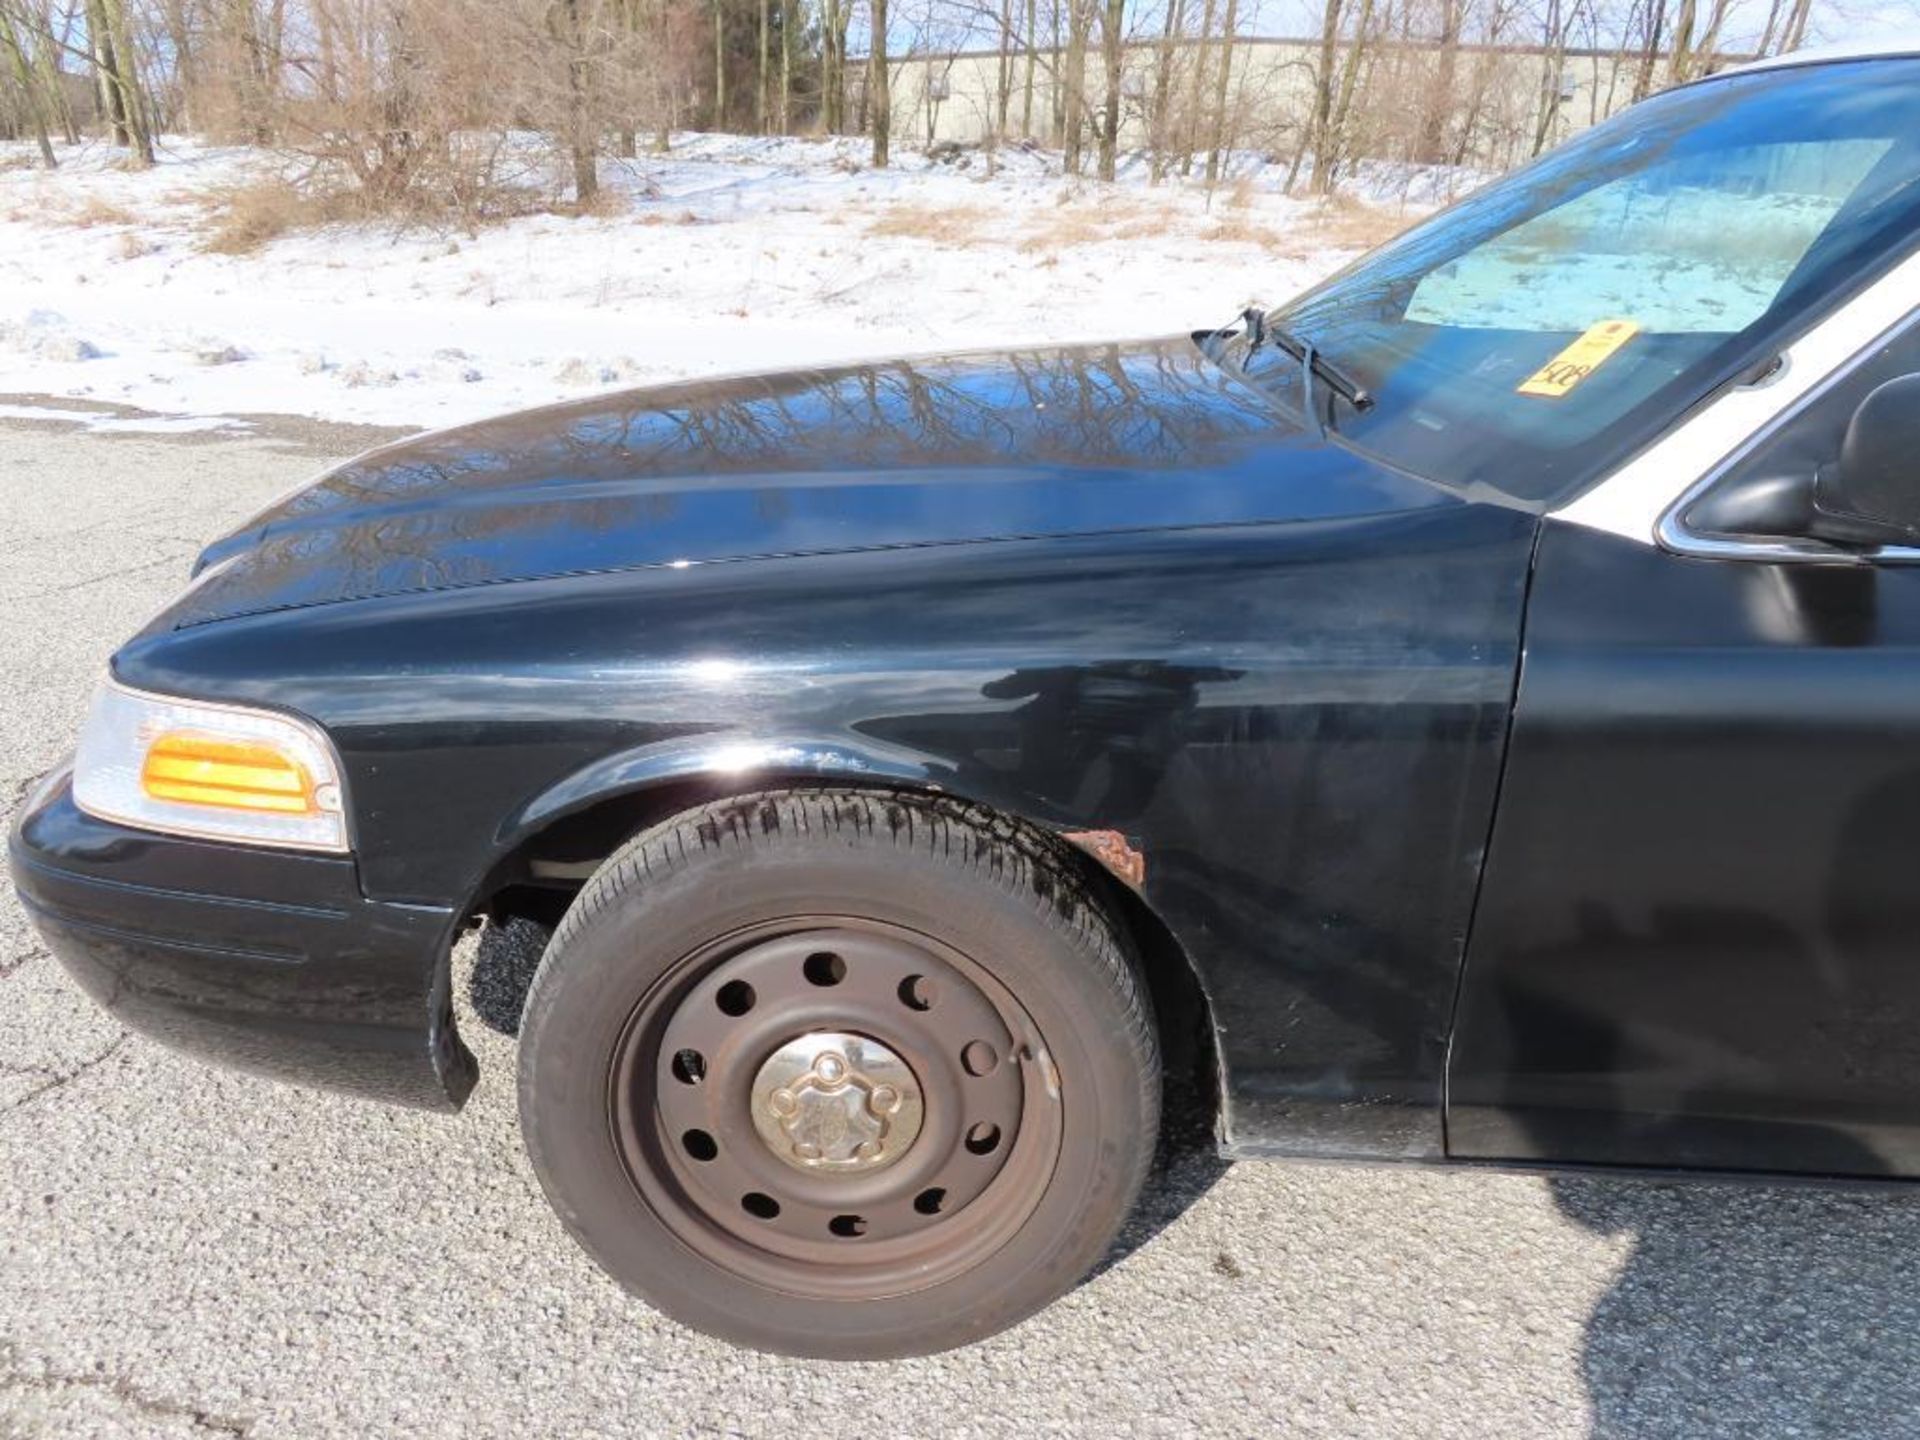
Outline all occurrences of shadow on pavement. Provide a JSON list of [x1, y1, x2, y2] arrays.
[[1552, 1173, 1920, 1438], [1096, 1058, 1232, 1277]]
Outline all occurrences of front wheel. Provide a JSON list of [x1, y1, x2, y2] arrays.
[[516, 789, 1160, 1358]]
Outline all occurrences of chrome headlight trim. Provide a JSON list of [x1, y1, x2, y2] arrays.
[[71, 677, 351, 854]]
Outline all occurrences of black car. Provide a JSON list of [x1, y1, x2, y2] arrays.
[[14, 46, 1920, 1359]]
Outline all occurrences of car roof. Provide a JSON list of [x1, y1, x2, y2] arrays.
[[1720, 30, 1920, 77]]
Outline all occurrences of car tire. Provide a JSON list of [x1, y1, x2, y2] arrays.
[[516, 787, 1160, 1359]]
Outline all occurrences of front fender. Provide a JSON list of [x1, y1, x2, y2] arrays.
[[117, 504, 1534, 1160], [499, 733, 959, 851]]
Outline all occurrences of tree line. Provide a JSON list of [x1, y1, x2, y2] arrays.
[[0, 0, 1835, 213]]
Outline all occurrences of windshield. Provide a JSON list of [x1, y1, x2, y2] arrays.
[[1232, 58, 1920, 505]]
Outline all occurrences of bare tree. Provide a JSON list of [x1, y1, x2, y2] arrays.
[[0, 0, 56, 165], [1093, 0, 1120, 177], [1146, 0, 1182, 181], [1, 0, 1861, 231], [554, 0, 598, 199], [778, 0, 792, 130], [1692, 0, 1733, 70], [1286, 0, 1339, 191], [712, 0, 727, 122], [870, 0, 889, 163], [90, 0, 153, 162], [1058, 0, 1090, 170], [1418, 0, 1461, 162], [1179, 0, 1214, 174], [1756, 0, 1786, 53], [1665, 0, 1696, 81], [1020, 0, 1035, 135], [820, 0, 847, 128], [1202, 0, 1236, 182], [992, 0, 1011, 132], [1316, 0, 1373, 189], [1779, 0, 1813, 53], [1631, 0, 1666, 100]]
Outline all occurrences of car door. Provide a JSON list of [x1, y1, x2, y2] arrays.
[[1448, 307, 1920, 1179]]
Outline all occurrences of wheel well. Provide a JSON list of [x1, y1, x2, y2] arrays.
[[475, 777, 1222, 1113], [1053, 843, 1217, 1107], [477, 776, 720, 931]]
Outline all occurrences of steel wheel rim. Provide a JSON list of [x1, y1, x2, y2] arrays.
[[608, 915, 1064, 1299]]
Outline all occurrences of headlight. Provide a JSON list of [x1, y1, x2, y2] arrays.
[[72, 680, 349, 853]]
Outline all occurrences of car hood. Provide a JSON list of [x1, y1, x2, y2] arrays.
[[166, 336, 1458, 628]]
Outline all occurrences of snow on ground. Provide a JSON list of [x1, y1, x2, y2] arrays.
[[0, 133, 1421, 432]]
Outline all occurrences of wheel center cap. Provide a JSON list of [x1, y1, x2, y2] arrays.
[[749, 1031, 924, 1174]]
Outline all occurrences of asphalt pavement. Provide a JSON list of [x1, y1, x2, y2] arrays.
[[4, 408, 1920, 1439]]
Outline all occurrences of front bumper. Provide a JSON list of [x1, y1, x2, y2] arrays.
[[8, 769, 476, 1110]]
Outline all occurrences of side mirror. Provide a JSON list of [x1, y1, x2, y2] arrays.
[[1809, 373, 1920, 547]]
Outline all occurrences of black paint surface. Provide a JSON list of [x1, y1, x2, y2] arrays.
[[1451, 521, 1920, 1178]]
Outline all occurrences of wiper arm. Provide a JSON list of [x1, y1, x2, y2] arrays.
[[1240, 308, 1374, 413]]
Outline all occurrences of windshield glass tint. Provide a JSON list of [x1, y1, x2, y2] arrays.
[[1238, 59, 1920, 504]]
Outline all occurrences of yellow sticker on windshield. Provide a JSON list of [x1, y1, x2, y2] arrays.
[[1517, 320, 1641, 398]]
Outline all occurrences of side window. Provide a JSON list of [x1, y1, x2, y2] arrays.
[[1684, 313, 1920, 543]]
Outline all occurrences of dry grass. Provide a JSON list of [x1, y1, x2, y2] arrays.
[[1222, 175, 1262, 211], [1208, 193, 1412, 257], [60, 196, 139, 228], [1018, 205, 1169, 253], [863, 202, 994, 245], [174, 167, 1412, 264], [1203, 212, 1289, 250], [198, 178, 314, 254], [860, 186, 1405, 262], [553, 185, 629, 219], [1302, 193, 1414, 251], [1017, 190, 1174, 254], [189, 166, 581, 252], [863, 192, 1176, 255]]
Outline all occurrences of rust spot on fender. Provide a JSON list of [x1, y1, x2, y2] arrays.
[[1061, 829, 1145, 889]]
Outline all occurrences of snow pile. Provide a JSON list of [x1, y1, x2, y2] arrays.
[[0, 133, 1413, 431]]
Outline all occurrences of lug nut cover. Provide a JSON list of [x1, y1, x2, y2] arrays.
[[749, 1031, 925, 1174]]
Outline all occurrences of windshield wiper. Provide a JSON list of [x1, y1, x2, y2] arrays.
[[1219, 307, 1373, 440], [1239, 307, 1373, 411]]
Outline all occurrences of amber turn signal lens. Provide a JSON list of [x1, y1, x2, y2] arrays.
[[140, 732, 317, 815], [75, 682, 349, 852]]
